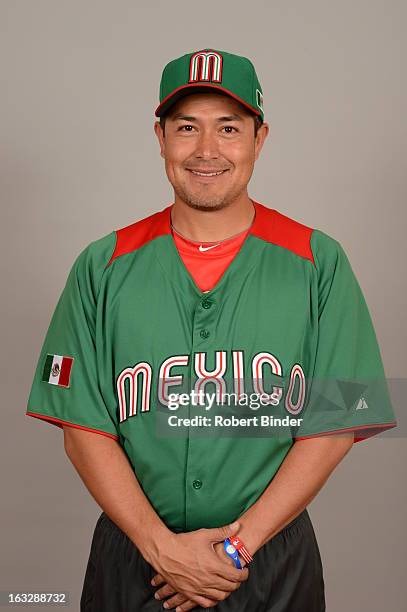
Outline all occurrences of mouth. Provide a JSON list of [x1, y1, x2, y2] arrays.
[[187, 169, 230, 180]]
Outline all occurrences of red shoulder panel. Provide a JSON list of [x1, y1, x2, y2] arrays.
[[250, 201, 315, 265], [107, 204, 172, 266]]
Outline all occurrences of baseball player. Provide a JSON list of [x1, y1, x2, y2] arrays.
[[26, 49, 397, 611]]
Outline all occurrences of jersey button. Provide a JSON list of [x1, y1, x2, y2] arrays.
[[192, 479, 203, 489], [200, 329, 210, 339], [201, 299, 212, 309]]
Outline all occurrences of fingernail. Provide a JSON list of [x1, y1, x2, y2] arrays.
[[151, 580, 155, 586], [154, 592, 160, 600], [163, 603, 169, 609]]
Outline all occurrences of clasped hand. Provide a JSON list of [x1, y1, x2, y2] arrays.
[[149, 521, 249, 611]]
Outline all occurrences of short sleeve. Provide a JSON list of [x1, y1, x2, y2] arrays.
[[294, 229, 397, 444], [26, 231, 120, 441]]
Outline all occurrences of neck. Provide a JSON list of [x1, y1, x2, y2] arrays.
[[170, 193, 255, 243]]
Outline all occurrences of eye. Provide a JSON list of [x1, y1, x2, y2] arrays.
[[178, 124, 195, 131], [222, 125, 238, 133]]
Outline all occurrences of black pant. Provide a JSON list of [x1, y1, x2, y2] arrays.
[[80, 508, 326, 611]]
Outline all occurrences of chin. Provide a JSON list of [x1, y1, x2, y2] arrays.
[[172, 176, 247, 211], [177, 191, 230, 212], [186, 201, 228, 212]]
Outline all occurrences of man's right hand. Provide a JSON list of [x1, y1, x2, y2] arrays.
[[148, 521, 249, 608]]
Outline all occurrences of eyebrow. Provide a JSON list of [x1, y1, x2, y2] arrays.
[[170, 113, 244, 122]]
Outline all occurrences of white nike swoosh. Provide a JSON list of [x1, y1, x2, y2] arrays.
[[199, 244, 221, 252]]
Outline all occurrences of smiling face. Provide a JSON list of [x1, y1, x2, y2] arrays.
[[154, 92, 269, 212]]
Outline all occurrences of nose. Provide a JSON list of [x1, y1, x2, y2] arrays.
[[194, 128, 220, 160]]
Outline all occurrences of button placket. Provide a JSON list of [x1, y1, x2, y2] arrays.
[[184, 295, 217, 529], [201, 298, 213, 309]]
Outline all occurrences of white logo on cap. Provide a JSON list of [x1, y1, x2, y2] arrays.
[[189, 50, 223, 83], [256, 89, 264, 111]]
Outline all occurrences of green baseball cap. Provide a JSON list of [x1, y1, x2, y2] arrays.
[[155, 48, 264, 122]]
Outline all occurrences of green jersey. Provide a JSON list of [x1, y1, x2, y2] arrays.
[[26, 200, 397, 531]]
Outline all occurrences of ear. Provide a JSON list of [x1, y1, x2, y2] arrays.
[[154, 121, 165, 159], [254, 122, 270, 162]]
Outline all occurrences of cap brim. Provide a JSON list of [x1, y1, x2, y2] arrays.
[[155, 83, 262, 119]]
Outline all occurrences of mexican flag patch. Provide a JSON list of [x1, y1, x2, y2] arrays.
[[42, 354, 74, 388]]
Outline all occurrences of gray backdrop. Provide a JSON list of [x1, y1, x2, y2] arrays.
[[1, 1, 406, 610]]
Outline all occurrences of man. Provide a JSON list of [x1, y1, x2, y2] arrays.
[[26, 49, 397, 611]]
